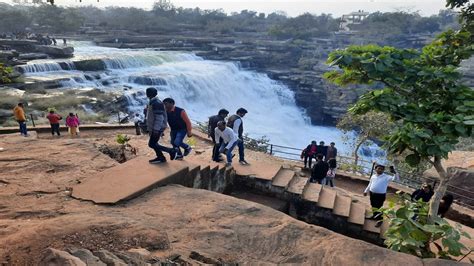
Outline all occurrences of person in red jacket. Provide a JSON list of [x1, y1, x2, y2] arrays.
[[46, 110, 62, 136], [163, 98, 193, 160]]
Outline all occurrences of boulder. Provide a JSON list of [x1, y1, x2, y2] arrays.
[[39, 248, 86, 266], [18, 53, 48, 60], [34, 45, 74, 58], [73, 59, 107, 71], [93, 250, 127, 266], [68, 248, 106, 266]]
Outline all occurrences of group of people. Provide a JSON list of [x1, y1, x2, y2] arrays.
[[12, 103, 80, 137], [301, 141, 338, 187], [208, 108, 249, 166], [1, 32, 67, 46], [142, 87, 250, 167]]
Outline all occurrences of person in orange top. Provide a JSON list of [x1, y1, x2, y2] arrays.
[[46, 110, 62, 136], [163, 98, 193, 160], [13, 103, 28, 136]]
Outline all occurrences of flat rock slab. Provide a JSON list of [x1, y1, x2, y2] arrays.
[[232, 161, 282, 181], [272, 168, 295, 187], [72, 157, 190, 204]]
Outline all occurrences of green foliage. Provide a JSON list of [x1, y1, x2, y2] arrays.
[[380, 192, 471, 259], [0, 63, 14, 84], [268, 13, 338, 40], [116, 134, 130, 145]]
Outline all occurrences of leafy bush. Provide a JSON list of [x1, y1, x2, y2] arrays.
[[0, 63, 14, 84], [380, 192, 472, 260]]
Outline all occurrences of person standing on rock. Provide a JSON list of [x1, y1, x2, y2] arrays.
[[208, 109, 229, 162], [65, 113, 80, 136], [364, 165, 399, 225], [227, 108, 249, 165], [13, 103, 28, 137], [317, 141, 328, 161], [310, 154, 329, 184], [301, 140, 318, 168], [163, 98, 193, 160], [145, 88, 177, 164], [326, 142, 337, 161], [325, 158, 337, 187], [215, 121, 239, 167], [46, 110, 62, 136]]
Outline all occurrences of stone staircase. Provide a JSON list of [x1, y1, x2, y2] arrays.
[[71, 156, 387, 245]]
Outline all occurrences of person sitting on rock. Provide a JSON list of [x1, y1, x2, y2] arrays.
[[310, 154, 329, 184], [163, 98, 193, 160], [411, 183, 434, 203], [301, 140, 317, 169], [215, 121, 239, 167], [208, 109, 229, 162]]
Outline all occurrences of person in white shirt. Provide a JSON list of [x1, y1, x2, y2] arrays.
[[227, 108, 249, 165], [215, 121, 239, 167], [132, 113, 142, 135], [364, 164, 400, 223]]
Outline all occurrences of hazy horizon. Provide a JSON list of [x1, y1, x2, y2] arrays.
[[1, 0, 448, 17]]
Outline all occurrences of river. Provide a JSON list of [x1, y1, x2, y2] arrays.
[[19, 41, 383, 159]]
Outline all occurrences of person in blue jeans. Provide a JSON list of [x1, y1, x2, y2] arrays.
[[163, 98, 193, 160], [214, 121, 239, 167], [146, 88, 177, 164], [227, 108, 249, 165]]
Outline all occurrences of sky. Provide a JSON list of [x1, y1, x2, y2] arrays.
[[2, 0, 448, 17]]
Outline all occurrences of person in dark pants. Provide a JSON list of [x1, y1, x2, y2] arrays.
[[163, 98, 193, 160], [145, 88, 177, 164], [46, 110, 62, 136], [227, 108, 249, 165], [325, 158, 337, 187], [310, 154, 329, 184], [411, 183, 434, 202], [133, 113, 142, 136], [301, 140, 318, 168], [317, 141, 328, 160], [208, 109, 229, 162], [13, 103, 28, 137], [364, 165, 400, 226], [438, 194, 454, 218], [326, 142, 337, 160]]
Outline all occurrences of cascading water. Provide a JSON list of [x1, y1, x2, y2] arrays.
[[19, 41, 383, 159]]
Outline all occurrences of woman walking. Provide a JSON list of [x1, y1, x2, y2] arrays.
[[66, 113, 80, 136]]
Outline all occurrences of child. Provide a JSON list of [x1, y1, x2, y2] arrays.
[[66, 113, 80, 136], [46, 110, 62, 136], [325, 158, 337, 187]]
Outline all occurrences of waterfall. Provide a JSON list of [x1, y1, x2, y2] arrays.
[[20, 41, 359, 156]]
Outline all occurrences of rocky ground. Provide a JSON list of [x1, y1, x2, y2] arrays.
[[0, 129, 472, 265]]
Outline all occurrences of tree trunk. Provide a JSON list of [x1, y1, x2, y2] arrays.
[[428, 156, 449, 220], [353, 137, 367, 172]]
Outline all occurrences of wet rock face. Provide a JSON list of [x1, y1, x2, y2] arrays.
[[34, 45, 74, 58], [73, 59, 107, 71]]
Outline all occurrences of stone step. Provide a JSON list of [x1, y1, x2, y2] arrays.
[[317, 187, 337, 209], [232, 162, 282, 181], [302, 182, 322, 203], [272, 168, 295, 188], [380, 220, 390, 239], [286, 175, 308, 195], [363, 210, 382, 234], [71, 157, 190, 204], [332, 194, 352, 217], [348, 201, 366, 225]]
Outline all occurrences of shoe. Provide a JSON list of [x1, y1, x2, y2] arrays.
[[184, 147, 192, 156], [225, 162, 232, 167], [375, 220, 383, 228], [239, 160, 249, 165], [149, 158, 167, 164], [213, 158, 224, 163], [175, 155, 184, 160], [169, 149, 178, 161]]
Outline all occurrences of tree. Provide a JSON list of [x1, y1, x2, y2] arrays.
[[324, 0, 474, 220], [337, 111, 393, 168]]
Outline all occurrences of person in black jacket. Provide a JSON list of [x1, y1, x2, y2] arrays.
[[208, 109, 229, 162], [411, 183, 434, 202], [310, 154, 329, 184], [317, 141, 328, 160]]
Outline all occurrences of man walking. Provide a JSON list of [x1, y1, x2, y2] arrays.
[[146, 88, 177, 164], [163, 98, 193, 160], [364, 164, 400, 225], [215, 121, 239, 167], [208, 109, 229, 162], [310, 154, 329, 184], [227, 108, 249, 165], [13, 103, 28, 137], [46, 110, 62, 136]]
